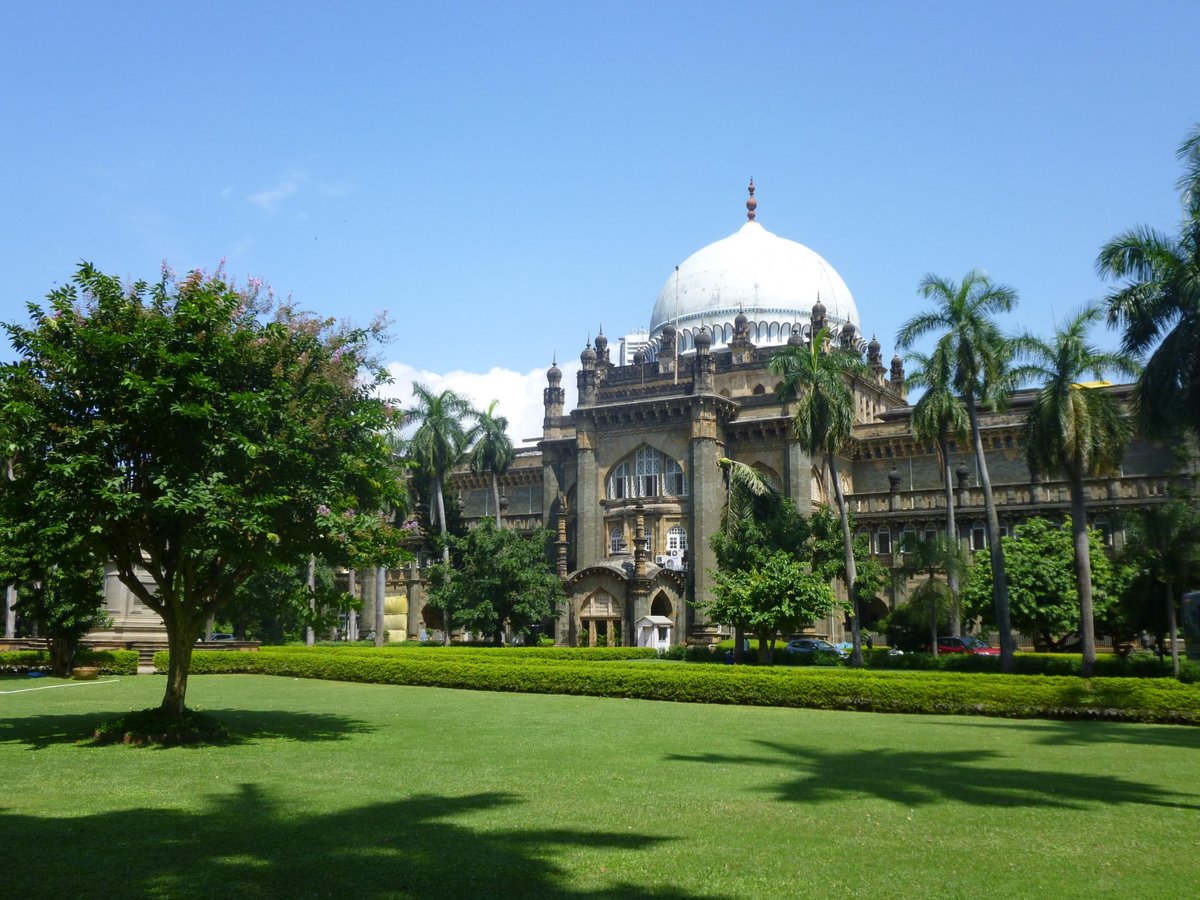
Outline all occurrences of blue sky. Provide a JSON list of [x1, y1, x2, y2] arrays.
[[2, 2, 1197, 442]]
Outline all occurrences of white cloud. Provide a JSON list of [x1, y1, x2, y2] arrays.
[[384, 360, 579, 448], [248, 168, 309, 214]]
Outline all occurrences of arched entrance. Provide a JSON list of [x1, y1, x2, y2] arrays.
[[650, 592, 673, 618], [579, 591, 623, 647]]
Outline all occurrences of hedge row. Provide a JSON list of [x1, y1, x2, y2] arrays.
[[0, 649, 138, 675], [276, 644, 657, 662], [696, 642, 1200, 682], [159, 647, 1200, 725]]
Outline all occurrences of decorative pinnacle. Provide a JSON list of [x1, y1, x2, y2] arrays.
[[746, 178, 757, 221]]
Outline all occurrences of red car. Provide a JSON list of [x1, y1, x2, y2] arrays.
[[936, 636, 1000, 656]]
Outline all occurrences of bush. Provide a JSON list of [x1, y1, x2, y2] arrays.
[[0, 648, 137, 675], [864, 649, 1200, 682], [157, 646, 1200, 725]]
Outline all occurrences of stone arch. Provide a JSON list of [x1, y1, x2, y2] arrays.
[[751, 462, 782, 492], [650, 591, 673, 618], [579, 590, 623, 648], [606, 444, 687, 499], [752, 383, 766, 395]]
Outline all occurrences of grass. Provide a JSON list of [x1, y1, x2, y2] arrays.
[[2, 673, 1198, 898]]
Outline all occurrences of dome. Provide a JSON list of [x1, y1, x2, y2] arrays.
[[650, 210, 859, 354]]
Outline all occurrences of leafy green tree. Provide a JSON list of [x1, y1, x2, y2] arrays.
[[1022, 305, 1138, 675], [770, 330, 871, 665], [1097, 124, 1200, 439], [707, 547, 837, 665], [469, 400, 515, 528], [1122, 501, 1200, 678], [904, 340, 969, 634], [0, 263, 403, 713], [897, 270, 1022, 670], [962, 517, 1117, 652], [427, 521, 561, 644], [219, 558, 359, 643]]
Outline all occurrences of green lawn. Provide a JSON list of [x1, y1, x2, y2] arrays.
[[2, 674, 1197, 898]]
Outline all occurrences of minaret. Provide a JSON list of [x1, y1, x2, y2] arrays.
[[693, 326, 714, 392], [577, 341, 598, 405], [543, 355, 564, 424]]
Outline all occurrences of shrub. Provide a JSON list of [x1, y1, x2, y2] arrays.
[[0, 648, 136, 675], [158, 646, 1200, 725]]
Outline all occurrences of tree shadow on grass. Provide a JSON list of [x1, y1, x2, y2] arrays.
[[668, 740, 1200, 811], [0, 709, 374, 751], [0, 785, 705, 899], [922, 718, 1200, 751]]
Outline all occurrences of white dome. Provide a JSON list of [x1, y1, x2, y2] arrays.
[[650, 220, 859, 352]]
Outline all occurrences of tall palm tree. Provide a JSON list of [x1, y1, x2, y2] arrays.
[[1097, 125, 1200, 439], [897, 532, 966, 657], [770, 329, 870, 666], [897, 270, 1021, 671], [400, 383, 476, 567], [1022, 305, 1139, 676], [1123, 504, 1200, 679], [469, 400, 514, 528], [904, 339, 969, 635]]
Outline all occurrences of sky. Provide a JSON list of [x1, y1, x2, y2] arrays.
[[2, 1, 1198, 445]]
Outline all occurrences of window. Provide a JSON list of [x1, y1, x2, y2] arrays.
[[971, 521, 987, 552], [608, 448, 686, 499], [609, 527, 624, 554], [643, 530, 653, 555], [609, 462, 632, 500], [667, 526, 687, 552], [876, 527, 892, 555], [664, 458, 687, 496], [901, 524, 917, 552], [636, 447, 661, 496], [923, 524, 939, 543], [1095, 517, 1113, 547]]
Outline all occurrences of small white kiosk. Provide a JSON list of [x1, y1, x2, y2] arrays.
[[636, 615, 673, 651]]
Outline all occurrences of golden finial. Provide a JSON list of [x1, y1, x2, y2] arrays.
[[746, 178, 757, 221]]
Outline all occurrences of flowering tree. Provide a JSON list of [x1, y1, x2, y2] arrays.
[[0, 263, 405, 713]]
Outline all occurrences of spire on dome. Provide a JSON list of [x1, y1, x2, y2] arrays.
[[746, 178, 757, 221]]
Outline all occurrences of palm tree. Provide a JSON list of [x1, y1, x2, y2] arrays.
[[469, 400, 514, 528], [770, 329, 870, 666], [1022, 305, 1139, 677], [400, 382, 476, 583], [1124, 501, 1200, 679], [1097, 125, 1200, 439], [904, 339, 969, 635], [896, 532, 966, 657], [896, 270, 1021, 671]]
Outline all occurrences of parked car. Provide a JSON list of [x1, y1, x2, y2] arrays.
[[936, 636, 999, 656], [209, 632, 235, 642], [784, 638, 848, 659]]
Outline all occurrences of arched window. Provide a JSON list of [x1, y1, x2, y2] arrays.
[[610, 527, 624, 554], [923, 524, 939, 543], [901, 524, 918, 552], [667, 526, 687, 552], [875, 526, 892, 555], [643, 529, 653, 555], [971, 521, 987, 552], [609, 447, 686, 500], [1094, 516, 1113, 546]]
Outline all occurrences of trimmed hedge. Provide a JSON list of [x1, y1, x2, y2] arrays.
[[864, 649, 1200, 682], [158, 647, 1200, 725], [267, 644, 657, 662], [0, 649, 137, 675]]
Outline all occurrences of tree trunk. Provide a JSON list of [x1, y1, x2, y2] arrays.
[[305, 555, 316, 647], [161, 616, 201, 714], [492, 472, 502, 529], [967, 393, 1014, 672], [940, 433, 961, 636], [374, 567, 386, 647], [347, 568, 358, 641], [48, 634, 73, 677], [1070, 481, 1097, 678], [757, 630, 774, 666], [829, 452, 862, 667], [4, 583, 17, 638], [929, 576, 939, 658], [1166, 581, 1180, 680], [434, 476, 450, 567], [733, 626, 745, 664]]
